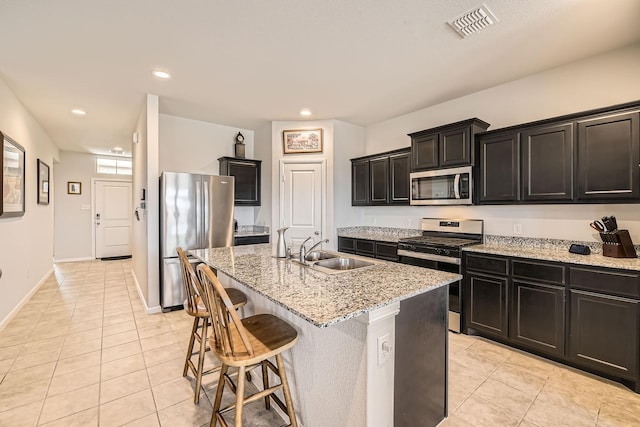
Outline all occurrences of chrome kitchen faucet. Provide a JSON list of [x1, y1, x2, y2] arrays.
[[299, 237, 329, 263]]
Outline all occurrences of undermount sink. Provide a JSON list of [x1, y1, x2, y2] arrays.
[[313, 257, 375, 271], [305, 251, 339, 262]]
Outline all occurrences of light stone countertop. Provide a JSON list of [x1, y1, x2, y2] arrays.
[[337, 226, 422, 243], [190, 244, 460, 328], [464, 243, 640, 271], [234, 225, 270, 238]]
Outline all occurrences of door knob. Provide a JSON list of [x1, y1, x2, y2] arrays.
[[314, 231, 320, 235]]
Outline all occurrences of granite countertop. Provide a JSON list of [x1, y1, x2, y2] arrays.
[[190, 244, 460, 328], [337, 226, 422, 243], [464, 242, 640, 271], [234, 225, 270, 237]]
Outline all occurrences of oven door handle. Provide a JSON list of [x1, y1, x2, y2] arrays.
[[453, 174, 460, 199], [398, 249, 461, 265]]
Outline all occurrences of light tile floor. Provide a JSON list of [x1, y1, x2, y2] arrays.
[[0, 259, 638, 426]]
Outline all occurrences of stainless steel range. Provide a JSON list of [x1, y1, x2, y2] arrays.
[[398, 218, 484, 332]]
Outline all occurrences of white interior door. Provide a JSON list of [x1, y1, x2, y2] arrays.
[[281, 161, 324, 252], [95, 180, 132, 258]]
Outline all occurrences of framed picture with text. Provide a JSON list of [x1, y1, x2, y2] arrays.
[[283, 128, 323, 154]]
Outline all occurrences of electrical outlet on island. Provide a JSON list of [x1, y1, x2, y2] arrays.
[[513, 223, 523, 235]]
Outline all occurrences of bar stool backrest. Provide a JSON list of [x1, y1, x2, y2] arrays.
[[177, 247, 204, 315], [197, 263, 255, 358]]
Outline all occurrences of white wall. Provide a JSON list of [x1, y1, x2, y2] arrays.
[[353, 43, 640, 243], [0, 77, 59, 326], [131, 94, 161, 312], [254, 122, 272, 228], [158, 114, 256, 226], [53, 151, 131, 261], [332, 120, 366, 242]]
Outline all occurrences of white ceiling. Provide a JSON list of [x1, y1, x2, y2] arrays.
[[1, 0, 639, 156]]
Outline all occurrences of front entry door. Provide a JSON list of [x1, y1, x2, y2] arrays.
[[95, 180, 132, 258], [280, 161, 324, 252]]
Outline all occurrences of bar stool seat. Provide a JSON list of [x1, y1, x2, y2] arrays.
[[177, 247, 247, 404], [197, 263, 299, 427]]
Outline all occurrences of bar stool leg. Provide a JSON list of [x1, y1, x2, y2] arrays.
[[234, 366, 246, 427], [194, 318, 208, 403], [276, 354, 298, 427], [212, 364, 229, 427], [261, 360, 270, 409], [183, 316, 199, 377]]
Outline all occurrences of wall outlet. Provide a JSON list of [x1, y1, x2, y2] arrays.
[[513, 223, 523, 235], [377, 333, 392, 366]]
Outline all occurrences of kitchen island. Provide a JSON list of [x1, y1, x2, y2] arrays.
[[190, 244, 460, 427]]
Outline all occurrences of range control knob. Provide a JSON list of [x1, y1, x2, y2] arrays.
[[442, 249, 451, 256]]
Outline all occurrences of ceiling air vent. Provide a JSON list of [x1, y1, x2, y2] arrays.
[[448, 4, 498, 38]]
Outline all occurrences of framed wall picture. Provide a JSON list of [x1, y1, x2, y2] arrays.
[[283, 128, 323, 154], [67, 181, 82, 195], [1, 131, 26, 217], [37, 159, 50, 205]]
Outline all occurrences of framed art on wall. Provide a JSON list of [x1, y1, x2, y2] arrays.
[[37, 159, 50, 205], [1, 131, 26, 217], [67, 181, 82, 195], [283, 128, 323, 154]]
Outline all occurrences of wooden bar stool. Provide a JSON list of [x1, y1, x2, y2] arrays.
[[177, 247, 248, 404], [197, 264, 299, 427]]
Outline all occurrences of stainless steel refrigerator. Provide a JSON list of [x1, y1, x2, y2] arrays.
[[160, 171, 235, 310]]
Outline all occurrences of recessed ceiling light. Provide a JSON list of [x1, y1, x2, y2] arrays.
[[71, 108, 87, 116], [152, 70, 171, 79], [300, 108, 312, 116]]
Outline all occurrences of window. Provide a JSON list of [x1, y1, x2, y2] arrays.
[[96, 158, 132, 175]]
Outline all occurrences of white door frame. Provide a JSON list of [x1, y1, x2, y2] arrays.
[[279, 158, 327, 242], [91, 178, 133, 259]]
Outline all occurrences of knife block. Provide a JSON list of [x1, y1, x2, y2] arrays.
[[602, 230, 637, 258]]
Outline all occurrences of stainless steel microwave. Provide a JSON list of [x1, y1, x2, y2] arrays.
[[410, 166, 473, 205]]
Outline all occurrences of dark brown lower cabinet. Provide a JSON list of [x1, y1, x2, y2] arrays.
[[510, 281, 565, 357], [337, 236, 398, 261], [463, 251, 640, 393], [465, 273, 508, 338], [569, 289, 639, 379]]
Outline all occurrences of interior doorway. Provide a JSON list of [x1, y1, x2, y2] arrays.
[[279, 159, 326, 252], [93, 179, 132, 259]]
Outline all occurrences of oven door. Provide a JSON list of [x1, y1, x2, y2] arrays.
[[397, 250, 462, 332], [410, 166, 472, 205]]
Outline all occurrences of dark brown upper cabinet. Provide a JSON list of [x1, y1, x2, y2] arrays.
[[369, 156, 390, 205], [218, 157, 261, 206], [389, 151, 410, 204], [478, 132, 520, 203], [351, 159, 370, 206], [477, 100, 640, 205], [409, 118, 490, 172], [576, 111, 639, 201], [522, 123, 574, 202], [351, 148, 410, 206]]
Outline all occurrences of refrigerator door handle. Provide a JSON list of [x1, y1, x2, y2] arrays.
[[195, 176, 202, 249], [202, 175, 210, 248]]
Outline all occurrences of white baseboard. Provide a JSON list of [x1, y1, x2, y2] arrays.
[[53, 256, 94, 263], [130, 269, 162, 314], [0, 268, 53, 331]]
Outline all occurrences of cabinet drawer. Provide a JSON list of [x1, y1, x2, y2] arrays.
[[355, 240, 375, 257], [338, 237, 356, 254], [375, 242, 398, 261], [512, 260, 565, 285], [465, 254, 509, 276], [234, 235, 270, 246], [569, 267, 640, 298]]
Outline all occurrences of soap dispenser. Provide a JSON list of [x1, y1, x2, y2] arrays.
[[276, 227, 289, 258]]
